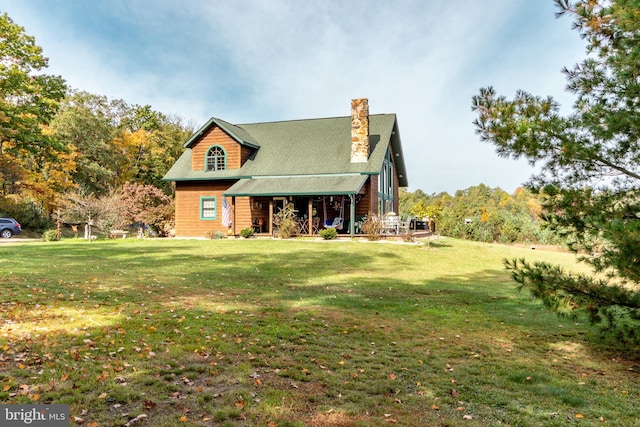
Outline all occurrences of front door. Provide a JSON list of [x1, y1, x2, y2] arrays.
[[273, 197, 287, 214]]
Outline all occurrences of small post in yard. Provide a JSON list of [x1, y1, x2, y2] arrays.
[[56, 209, 62, 240], [86, 217, 93, 242]]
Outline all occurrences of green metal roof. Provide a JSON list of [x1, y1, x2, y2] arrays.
[[224, 174, 369, 197], [163, 113, 409, 187]]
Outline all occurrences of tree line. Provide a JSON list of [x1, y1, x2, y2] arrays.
[[0, 12, 193, 233], [399, 184, 562, 245]]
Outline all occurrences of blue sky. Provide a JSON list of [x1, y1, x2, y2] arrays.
[[3, 0, 586, 194]]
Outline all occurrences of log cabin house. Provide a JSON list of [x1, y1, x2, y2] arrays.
[[163, 98, 408, 237]]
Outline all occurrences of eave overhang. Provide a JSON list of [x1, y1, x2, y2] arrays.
[[223, 174, 368, 197]]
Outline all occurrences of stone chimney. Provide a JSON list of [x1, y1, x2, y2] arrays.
[[350, 98, 369, 163]]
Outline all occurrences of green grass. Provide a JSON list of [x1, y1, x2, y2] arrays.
[[0, 237, 638, 426]]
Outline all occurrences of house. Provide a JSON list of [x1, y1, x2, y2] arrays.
[[163, 98, 408, 237]]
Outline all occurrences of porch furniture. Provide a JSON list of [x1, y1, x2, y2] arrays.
[[297, 218, 309, 235], [312, 217, 320, 234], [253, 218, 264, 233], [324, 217, 344, 229], [272, 216, 281, 237], [409, 218, 427, 231], [382, 215, 407, 234], [322, 196, 345, 230]]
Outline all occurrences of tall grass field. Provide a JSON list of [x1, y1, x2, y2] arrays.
[[0, 237, 638, 426]]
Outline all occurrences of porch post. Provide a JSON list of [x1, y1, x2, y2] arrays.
[[307, 197, 313, 236], [349, 194, 355, 238], [268, 199, 274, 235], [232, 196, 237, 236]]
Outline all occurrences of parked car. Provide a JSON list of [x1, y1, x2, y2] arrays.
[[0, 217, 22, 238]]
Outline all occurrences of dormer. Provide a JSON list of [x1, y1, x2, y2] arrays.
[[183, 117, 260, 171]]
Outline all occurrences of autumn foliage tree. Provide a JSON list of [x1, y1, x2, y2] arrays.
[[472, 0, 640, 343], [50, 91, 192, 196], [400, 185, 550, 243], [0, 13, 67, 217], [119, 182, 174, 236], [1, 12, 192, 233]]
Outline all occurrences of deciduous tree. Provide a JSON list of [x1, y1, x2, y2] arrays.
[[0, 12, 67, 211], [119, 181, 174, 236]]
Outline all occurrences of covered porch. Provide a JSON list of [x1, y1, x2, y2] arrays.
[[224, 175, 371, 237], [249, 194, 365, 237]]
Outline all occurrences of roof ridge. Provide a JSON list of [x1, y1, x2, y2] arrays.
[[236, 113, 395, 127]]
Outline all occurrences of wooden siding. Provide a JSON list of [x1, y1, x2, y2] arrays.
[[230, 196, 252, 235], [356, 176, 377, 217], [241, 146, 254, 164], [191, 126, 245, 171], [175, 181, 246, 237]]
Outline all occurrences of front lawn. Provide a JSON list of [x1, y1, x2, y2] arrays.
[[0, 238, 637, 426]]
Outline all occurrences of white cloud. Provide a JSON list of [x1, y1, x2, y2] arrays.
[[3, 0, 587, 193]]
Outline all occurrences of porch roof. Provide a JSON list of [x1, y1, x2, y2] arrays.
[[224, 174, 368, 197]]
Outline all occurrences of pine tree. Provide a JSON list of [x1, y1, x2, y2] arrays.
[[472, 0, 640, 343]]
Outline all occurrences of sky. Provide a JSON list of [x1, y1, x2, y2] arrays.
[[2, 0, 587, 194]]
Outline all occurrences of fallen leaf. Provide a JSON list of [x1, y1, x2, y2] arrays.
[[98, 393, 108, 399], [389, 373, 397, 380], [575, 413, 585, 419], [124, 413, 147, 427], [143, 400, 157, 409]]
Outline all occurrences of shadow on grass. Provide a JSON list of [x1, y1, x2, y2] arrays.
[[0, 239, 596, 330], [1, 239, 605, 355], [2, 239, 636, 425]]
